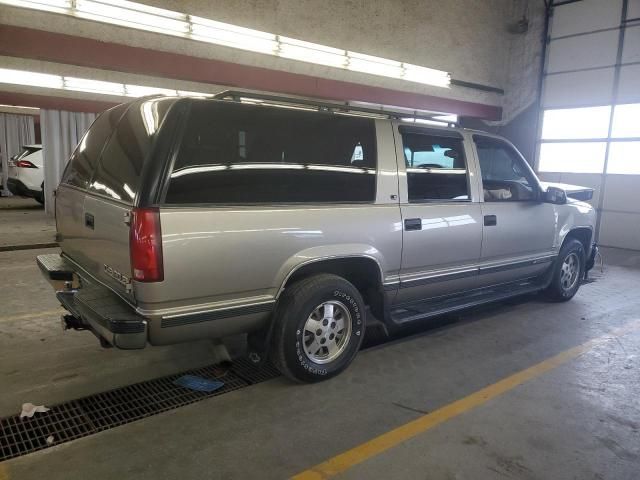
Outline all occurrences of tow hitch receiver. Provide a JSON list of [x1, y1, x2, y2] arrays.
[[60, 314, 87, 331]]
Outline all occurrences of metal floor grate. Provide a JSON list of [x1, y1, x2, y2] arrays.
[[0, 323, 391, 462], [0, 360, 278, 462]]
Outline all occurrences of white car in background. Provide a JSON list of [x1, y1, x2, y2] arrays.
[[8, 144, 45, 204]]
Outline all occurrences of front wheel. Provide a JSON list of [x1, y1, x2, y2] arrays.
[[271, 274, 366, 383], [543, 239, 585, 302]]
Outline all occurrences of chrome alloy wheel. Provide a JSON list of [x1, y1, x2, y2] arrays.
[[302, 300, 352, 364], [560, 252, 580, 291]]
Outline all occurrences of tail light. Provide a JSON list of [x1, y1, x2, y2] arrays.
[[130, 207, 164, 282], [16, 160, 37, 168]]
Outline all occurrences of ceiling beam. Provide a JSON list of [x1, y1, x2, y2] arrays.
[[0, 24, 502, 120]]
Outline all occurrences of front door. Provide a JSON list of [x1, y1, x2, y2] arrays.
[[472, 135, 556, 287], [394, 126, 483, 305]]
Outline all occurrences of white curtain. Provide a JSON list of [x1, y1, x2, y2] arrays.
[[40, 109, 97, 214], [0, 113, 36, 196]]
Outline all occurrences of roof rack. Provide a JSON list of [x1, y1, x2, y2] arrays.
[[212, 90, 457, 127]]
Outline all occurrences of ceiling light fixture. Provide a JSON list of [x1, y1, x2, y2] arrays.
[[0, 0, 451, 88], [0, 67, 211, 98]]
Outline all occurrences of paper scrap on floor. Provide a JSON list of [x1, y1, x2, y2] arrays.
[[20, 403, 50, 418]]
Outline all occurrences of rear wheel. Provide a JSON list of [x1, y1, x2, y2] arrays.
[[271, 274, 366, 382], [543, 239, 585, 302]]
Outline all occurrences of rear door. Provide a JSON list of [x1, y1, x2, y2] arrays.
[[472, 135, 556, 287], [57, 98, 175, 302], [56, 104, 128, 270], [394, 125, 483, 305]]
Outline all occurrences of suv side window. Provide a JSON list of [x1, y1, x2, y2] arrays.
[[165, 101, 377, 204], [474, 136, 537, 202], [401, 130, 469, 202]]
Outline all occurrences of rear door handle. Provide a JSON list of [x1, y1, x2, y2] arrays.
[[85, 213, 95, 230], [404, 218, 422, 231], [484, 215, 497, 227]]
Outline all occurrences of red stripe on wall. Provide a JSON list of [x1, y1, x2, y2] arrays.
[[0, 24, 502, 119]]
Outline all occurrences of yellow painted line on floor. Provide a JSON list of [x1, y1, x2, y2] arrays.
[[0, 463, 9, 480], [292, 319, 640, 480], [0, 309, 62, 323]]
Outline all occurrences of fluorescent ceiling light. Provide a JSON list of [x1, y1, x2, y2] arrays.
[[0, 67, 211, 98], [64, 77, 125, 95], [74, 0, 189, 36], [0, 0, 451, 88], [0, 68, 64, 89], [124, 85, 177, 97], [279, 38, 347, 68]]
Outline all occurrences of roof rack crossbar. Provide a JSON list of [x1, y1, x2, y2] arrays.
[[212, 90, 457, 126]]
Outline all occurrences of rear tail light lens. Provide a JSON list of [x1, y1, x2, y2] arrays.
[[130, 207, 164, 282], [16, 160, 37, 168]]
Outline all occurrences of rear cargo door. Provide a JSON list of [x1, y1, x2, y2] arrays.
[[58, 98, 175, 302], [56, 104, 128, 270]]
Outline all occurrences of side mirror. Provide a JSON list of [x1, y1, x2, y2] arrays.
[[544, 186, 567, 205]]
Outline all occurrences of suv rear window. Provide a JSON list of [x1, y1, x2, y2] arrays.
[[88, 98, 175, 204], [165, 101, 377, 204], [61, 104, 127, 190]]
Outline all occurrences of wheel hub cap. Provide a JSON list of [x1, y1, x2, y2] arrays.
[[302, 300, 352, 364], [560, 252, 580, 291]]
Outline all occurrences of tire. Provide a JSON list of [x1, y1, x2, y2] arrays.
[[543, 239, 585, 302], [35, 192, 45, 205], [271, 273, 366, 383]]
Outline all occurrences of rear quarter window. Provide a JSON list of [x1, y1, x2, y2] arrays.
[[87, 98, 175, 204], [61, 104, 127, 190], [164, 101, 377, 205]]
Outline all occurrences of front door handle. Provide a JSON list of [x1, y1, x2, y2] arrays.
[[85, 213, 95, 230], [404, 218, 422, 231], [484, 215, 497, 227]]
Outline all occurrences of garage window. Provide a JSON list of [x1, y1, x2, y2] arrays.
[[541, 106, 611, 140], [165, 101, 377, 204], [607, 142, 640, 175]]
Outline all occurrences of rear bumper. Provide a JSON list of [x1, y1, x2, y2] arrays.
[[37, 253, 148, 349], [8, 177, 41, 198]]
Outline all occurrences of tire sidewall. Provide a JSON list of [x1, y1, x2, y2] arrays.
[[553, 240, 585, 300], [285, 282, 365, 381]]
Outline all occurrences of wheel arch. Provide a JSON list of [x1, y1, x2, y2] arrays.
[[561, 226, 593, 256], [276, 254, 387, 320]]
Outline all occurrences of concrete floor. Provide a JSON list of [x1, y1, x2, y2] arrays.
[[1, 210, 639, 479], [0, 197, 55, 249]]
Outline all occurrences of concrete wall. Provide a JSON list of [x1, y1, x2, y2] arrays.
[[0, 0, 528, 111]]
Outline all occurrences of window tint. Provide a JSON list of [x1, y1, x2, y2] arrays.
[[401, 131, 469, 202], [61, 104, 127, 189], [474, 136, 536, 202], [88, 98, 174, 203], [165, 102, 377, 204]]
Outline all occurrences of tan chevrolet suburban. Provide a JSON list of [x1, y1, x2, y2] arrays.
[[37, 91, 598, 382]]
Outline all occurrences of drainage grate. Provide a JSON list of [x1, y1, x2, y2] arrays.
[[0, 323, 390, 462], [0, 360, 278, 462]]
